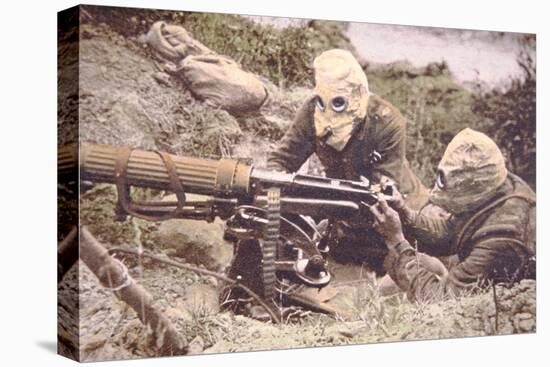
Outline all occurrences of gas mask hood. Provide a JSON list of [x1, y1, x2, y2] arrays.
[[429, 128, 508, 215], [312, 49, 369, 151]]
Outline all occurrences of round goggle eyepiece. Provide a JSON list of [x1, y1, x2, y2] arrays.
[[436, 169, 447, 190], [315, 96, 326, 112], [331, 96, 347, 112]]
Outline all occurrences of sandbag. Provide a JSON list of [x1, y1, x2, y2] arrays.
[[146, 21, 210, 62], [146, 22, 267, 113], [180, 54, 267, 113]]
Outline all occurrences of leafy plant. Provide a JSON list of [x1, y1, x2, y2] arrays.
[[472, 35, 536, 189]]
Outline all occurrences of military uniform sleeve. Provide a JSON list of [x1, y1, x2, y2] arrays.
[[383, 240, 443, 302], [408, 209, 457, 256], [385, 237, 524, 303], [266, 99, 316, 173], [369, 108, 407, 190]]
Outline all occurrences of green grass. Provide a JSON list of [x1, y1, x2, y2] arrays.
[[368, 63, 491, 185]]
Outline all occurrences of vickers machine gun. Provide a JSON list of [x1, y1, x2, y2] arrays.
[[61, 143, 394, 317]]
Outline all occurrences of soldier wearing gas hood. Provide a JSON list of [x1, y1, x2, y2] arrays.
[[268, 49, 426, 205], [369, 128, 536, 302], [267, 49, 427, 273]]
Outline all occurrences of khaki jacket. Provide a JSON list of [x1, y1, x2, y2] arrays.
[[385, 173, 536, 302], [267, 94, 427, 208]]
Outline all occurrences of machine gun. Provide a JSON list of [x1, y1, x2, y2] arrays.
[[61, 143, 394, 316]]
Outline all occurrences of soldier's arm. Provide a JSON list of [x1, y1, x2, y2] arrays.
[[399, 206, 456, 256], [266, 99, 316, 172], [385, 237, 523, 303], [370, 111, 407, 189]]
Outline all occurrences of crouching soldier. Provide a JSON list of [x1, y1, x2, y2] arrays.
[[267, 49, 428, 274], [369, 128, 536, 302]]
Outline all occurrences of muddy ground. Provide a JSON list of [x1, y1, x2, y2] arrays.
[[58, 11, 536, 362]]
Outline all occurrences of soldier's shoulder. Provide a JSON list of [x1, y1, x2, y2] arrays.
[[508, 173, 536, 202], [474, 190, 535, 240], [297, 95, 317, 117], [494, 174, 535, 217], [288, 95, 316, 128], [368, 94, 405, 125], [302, 94, 317, 108], [461, 176, 535, 250]]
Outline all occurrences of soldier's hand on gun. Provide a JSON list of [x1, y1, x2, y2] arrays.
[[369, 194, 406, 248], [380, 176, 407, 211]]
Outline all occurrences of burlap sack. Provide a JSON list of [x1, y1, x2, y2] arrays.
[[146, 21, 267, 113], [180, 54, 267, 113], [146, 21, 210, 62]]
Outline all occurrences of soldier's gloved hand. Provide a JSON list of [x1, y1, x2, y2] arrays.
[[381, 182, 417, 227], [386, 186, 407, 211], [377, 176, 406, 212], [369, 194, 406, 248]]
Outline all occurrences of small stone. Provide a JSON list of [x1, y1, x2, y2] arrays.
[[187, 336, 204, 355], [84, 336, 106, 352], [339, 330, 354, 338], [151, 214, 233, 271], [248, 305, 271, 322], [518, 279, 536, 292], [515, 313, 535, 332]]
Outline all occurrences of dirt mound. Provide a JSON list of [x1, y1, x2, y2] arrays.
[[78, 23, 309, 163], [75, 260, 220, 361], [78, 24, 242, 158], [58, 20, 79, 146], [204, 280, 536, 354], [71, 258, 535, 361]]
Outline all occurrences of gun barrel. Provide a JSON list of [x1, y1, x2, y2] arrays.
[[79, 143, 252, 196], [65, 143, 382, 211]]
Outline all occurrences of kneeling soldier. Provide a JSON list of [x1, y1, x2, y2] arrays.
[[268, 49, 428, 274], [369, 128, 535, 302]]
